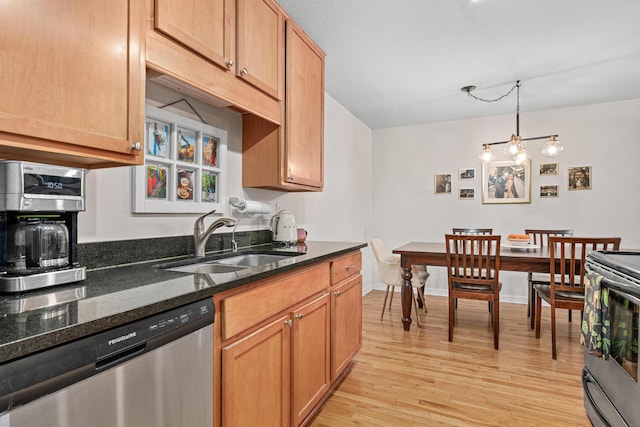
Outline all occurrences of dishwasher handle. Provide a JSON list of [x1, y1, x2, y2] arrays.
[[96, 343, 146, 371]]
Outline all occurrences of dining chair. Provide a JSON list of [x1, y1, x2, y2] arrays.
[[534, 236, 621, 359], [524, 229, 574, 329], [452, 228, 493, 235], [445, 234, 502, 350], [370, 238, 430, 325]]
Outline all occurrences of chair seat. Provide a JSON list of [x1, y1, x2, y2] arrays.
[[453, 281, 502, 292], [532, 283, 585, 301]]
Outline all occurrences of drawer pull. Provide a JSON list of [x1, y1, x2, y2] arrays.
[[346, 264, 355, 270], [333, 291, 341, 297], [294, 313, 304, 320], [284, 319, 292, 327]]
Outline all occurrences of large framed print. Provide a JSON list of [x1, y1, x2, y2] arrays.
[[482, 160, 531, 204]]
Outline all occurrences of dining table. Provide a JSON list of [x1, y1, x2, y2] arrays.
[[393, 241, 553, 331]]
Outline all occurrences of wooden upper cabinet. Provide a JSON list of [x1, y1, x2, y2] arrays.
[[284, 20, 325, 189], [241, 19, 325, 192], [0, 0, 145, 168], [154, 0, 233, 71], [236, 0, 284, 100]]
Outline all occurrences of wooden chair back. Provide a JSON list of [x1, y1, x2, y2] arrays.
[[452, 228, 493, 235], [525, 229, 574, 247], [445, 234, 501, 291], [549, 236, 621, 295]]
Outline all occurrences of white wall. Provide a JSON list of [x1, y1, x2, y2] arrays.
[[78, 83, 375, 291], [372, 98, 640, 303]]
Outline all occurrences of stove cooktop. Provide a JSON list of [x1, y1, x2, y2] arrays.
[[589, 251, 640, 283]]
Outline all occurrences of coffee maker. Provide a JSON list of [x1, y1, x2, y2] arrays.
[[0, 161, 86, 293]]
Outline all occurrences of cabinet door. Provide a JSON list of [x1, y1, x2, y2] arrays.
[[236, 0, 284, 100], [291, 294, 330, 426], [284, 21, 325, 189], [0, 0, 145, 168], [222, 315, 291, 427], [155, 0, 233, 70], [331, 275, 362, 380]]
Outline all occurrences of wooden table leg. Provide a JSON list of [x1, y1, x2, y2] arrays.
[[401, 265, 413, 331]]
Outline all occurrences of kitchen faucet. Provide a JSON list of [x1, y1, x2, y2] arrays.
[[193, 210, 236, 257]]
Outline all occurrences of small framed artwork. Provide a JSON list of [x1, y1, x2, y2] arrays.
[[540, 185, 558, 198], [459, 168, 476, 180], [539, 163, 558, 175], [459, 188, 475, 199], [482, 160, 531, 204], [201, 172, 218, 202], [146, 164, 169, 200], [435, 174, 452, 194], [202, 135, 219, 167], [176, 169, 195, 201], [568, 166, 591, 190], [146, 119, 170, 158], [177, 128, 196, 163]]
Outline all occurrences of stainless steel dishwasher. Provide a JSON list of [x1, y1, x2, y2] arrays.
[[0, 298, 214, 427]]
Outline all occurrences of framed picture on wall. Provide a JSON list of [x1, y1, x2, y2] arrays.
[[540, 185, 558, 198], [481, 160, 531, 204], [434, 174, 452, 194], [459, 168, 475, 179], [568, 166, 592, 190], [459, 188, 475, 199], [539, 163, 558, 175]]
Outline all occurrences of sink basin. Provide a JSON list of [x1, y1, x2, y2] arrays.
[[163, 252, 300, 275], [214, 254, 295, 267], [166, 263, 247, 274]]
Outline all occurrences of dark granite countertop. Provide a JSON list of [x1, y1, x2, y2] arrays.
[[0, 241, 366, 364]]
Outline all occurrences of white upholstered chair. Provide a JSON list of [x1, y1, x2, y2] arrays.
[[370, 238, 429, 325]]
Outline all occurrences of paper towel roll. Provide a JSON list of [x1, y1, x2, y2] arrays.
[[237, 200, 271, 214]]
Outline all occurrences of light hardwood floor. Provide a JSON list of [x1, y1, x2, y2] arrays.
[[310, 290, 590, 426]]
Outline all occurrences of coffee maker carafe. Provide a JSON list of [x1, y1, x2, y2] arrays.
[[0, 161, 86, 293]]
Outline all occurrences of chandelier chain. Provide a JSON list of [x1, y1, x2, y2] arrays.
[[464, 82, 519, 103]]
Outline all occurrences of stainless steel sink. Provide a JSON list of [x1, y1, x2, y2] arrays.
[[214, 254, 294, 267], [166, 263, 247, 274], [164, 252, 300, 274]]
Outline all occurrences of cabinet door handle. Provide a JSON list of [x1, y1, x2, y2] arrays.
[[294, 313, 303, 320], [131, 142, 142, 151], [284, 319, 293, 327], [333, 291, 341, 297], [240, 68, 248, 76], [226, 59, 234, 68]]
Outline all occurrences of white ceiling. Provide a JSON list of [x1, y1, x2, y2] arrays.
[[276, 0, 640, 129]]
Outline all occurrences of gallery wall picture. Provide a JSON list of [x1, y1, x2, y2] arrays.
[[568, 166, 591, 190], [540, 185, 559, 198], [459, 168, 475, 179], [482, 160, 531, 204], [539, 163, 558, 175], [459, 188, 475, 199], [435, 174, 452, 194]]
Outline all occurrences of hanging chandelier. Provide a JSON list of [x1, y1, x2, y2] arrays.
[[462, 81, 562, 164]]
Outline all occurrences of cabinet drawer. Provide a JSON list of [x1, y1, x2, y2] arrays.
[[330, 252, 362, 285], [221, 262, 329, 339]]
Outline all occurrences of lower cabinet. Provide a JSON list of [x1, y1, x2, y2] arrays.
[[331, 274, 362, 380], [218, 251, 362, 426], [221, 293, 330, 427], [222, 314, 290, 426], [291, 294, 330, 425]]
